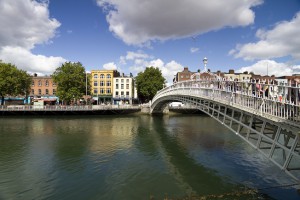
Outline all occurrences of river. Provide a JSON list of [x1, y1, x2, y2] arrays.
[[0, 114, 299, 199]]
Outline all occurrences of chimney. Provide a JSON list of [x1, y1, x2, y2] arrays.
[[229, 69, 234, 74]]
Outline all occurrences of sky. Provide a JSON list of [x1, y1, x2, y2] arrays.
[[0, 0, 300, 84]]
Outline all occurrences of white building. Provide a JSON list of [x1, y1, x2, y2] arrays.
[[112, 76, 137, 105]]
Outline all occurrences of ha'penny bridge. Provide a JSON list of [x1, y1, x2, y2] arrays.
[[150, 79, 300, 182]]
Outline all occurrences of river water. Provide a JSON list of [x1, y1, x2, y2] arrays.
[[0, 114, 299, 200]]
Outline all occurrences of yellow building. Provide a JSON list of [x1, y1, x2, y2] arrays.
[[224, 69, 251, 81], [91, 70, 120, 104]]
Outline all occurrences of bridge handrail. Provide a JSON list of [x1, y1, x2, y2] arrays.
[[152, 80, 300, 125]]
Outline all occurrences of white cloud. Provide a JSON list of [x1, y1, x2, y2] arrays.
[[190, 47, 199, 53], [0, 0, 60, 50], [231, 12, 300, 60], [236, 60, 300, 76], [125, 51, 149, 60], [97, 0, 262, 45], [0, 0, 65, 74], [103, 62, 117, 70], [0, 46, 66, 74], [117, 51, 184, 84]]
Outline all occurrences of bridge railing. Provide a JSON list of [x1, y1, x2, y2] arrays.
[[152, 80, 300, 124]]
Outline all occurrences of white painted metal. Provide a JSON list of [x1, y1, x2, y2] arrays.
[[151, 80, 300, 181]]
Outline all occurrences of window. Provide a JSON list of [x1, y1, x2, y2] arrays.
[[121, 79, 124, 83], [45, 80, 49, 86], [121, 84, 124, 89], [121, 91, 124, 96], [100, 74, 104, 79], [45, 89, 49, 95], [126, 91, 129, 96], [38, 80, 42, 86], [107, 74, 111, 79], [94, 89, 98, 94], [100, 81, 104, 86], [94, 74, 98, 79], [116, 79, 119, 83], [100, 88, 104, 94], [126, 79, 129, 83], [115, 91, 119, 96], [53, 82, 56, 86], [107, 81, 111, 86], [116, 84, 119, 89], [126, 84, 129, 89], [38, 89, 42, 95], [32, 81, 35, 86], [31, 89, 34, 95], [94, 81, 98, 86], [107, 88, 111, 94], [53, 89, 56, 95]]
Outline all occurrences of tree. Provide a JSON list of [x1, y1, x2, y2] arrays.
[[0, 62, 32, 105], [52, 62, 90, 104], [135, 66, 166, 103]]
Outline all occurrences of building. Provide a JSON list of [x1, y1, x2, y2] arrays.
[[30, 74, 58, 105], [223, 70, 251, 81], [112, 75, 136, 105], [173, 67, 194, 83], [91, 70, 120, 104]]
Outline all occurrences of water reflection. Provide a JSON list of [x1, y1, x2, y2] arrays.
[[0, 115, 299, 200], [151, 116, 236, 196]]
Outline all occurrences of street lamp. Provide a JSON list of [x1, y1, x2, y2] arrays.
[[86, 71, 88, 97], [203, 57, 208, 72], [85, 70, 90, 104]]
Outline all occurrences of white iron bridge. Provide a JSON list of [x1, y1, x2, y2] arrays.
[[150, 80, 300, 181]]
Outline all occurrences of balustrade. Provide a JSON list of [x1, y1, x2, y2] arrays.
[[152, 80, 300, 124]]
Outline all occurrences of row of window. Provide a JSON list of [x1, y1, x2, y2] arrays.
[[93, 89, 131, 95], [116, 84, 130, 90], [94, 74, 111, 79], [180, 75, 190, 78], [94, 81, 111, 87], [115, 79, 130, 83], [115, 91, 130, 96], [94, 88, 111, 94], [32, 80, 56, 87], [31, 89, 56, 95]]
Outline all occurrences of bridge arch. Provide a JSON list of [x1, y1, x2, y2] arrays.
[[151, 80, 300, 181]]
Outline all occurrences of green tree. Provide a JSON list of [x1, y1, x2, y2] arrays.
[[135, 66, 166, 103], [52, 62, 90, 104], [0, 62, 32, 105]]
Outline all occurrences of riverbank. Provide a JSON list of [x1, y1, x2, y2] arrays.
[[0, 105, 204, 116]]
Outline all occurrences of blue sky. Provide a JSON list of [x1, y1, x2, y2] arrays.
[[0, 0, 300, 83]]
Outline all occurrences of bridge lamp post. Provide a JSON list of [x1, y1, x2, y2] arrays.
[[203, 57, 208, 72]]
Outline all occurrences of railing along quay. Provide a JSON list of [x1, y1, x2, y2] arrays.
[[0, 105, 141, 115], [152, 80, 300, 127]]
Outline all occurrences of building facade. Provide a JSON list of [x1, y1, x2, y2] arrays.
[[30, 74, 58, 104], [173, 67, 194, 83], [91, 70, 120, 104], [112, 76, 136, 105], [223, 70, 252, 81]]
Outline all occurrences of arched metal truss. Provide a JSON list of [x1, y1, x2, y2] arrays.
[[151, 80, 300, 181]]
